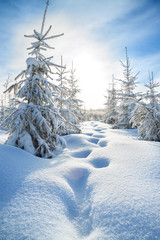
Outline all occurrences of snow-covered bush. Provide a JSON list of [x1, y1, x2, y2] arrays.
[[3, 0, 66, 157], [131, 73, 160, 141]]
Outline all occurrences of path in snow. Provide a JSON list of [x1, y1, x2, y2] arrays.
[[63, 121, 110, 237]]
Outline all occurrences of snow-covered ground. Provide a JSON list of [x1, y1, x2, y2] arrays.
[[0, 121, 160, 240]]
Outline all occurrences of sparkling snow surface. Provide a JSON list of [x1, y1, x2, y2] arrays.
[[0, 121, 160, 240]]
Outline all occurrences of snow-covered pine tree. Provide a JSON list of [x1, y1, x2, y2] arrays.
[[3, 74, 12, 107], [66, 62, 83, 133], [105, 75, 118, 124], [3, 0, 66, 157], [54, 56, 68, 135], [115, 47, 139, 128], [0, 95, 5, 126], [55, 57, 81, 134], [131, 72, 160, 141], [55, 56, 68, 111], [3, 74, 15, 123]]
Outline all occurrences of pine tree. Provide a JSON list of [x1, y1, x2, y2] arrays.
[[3, 74, 15, 123], [0, 96, 5, 127], [116, 47, 139, 128], [55, 56, 68, 111], [55, 57, 81, 134], [3, 74, 12, 107], [131, 72, 160, 141], [54, 56, 71, 135], [3, 0, 66, 157], [105, 75, 118, 124], [66, 62, 83, 132]]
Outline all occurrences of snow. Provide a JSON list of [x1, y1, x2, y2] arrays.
[[0, 121, 160, 240], [26, 57, 39, 68], [7, 130, 36, 154]]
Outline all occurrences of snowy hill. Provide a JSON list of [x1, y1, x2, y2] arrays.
[[0, 121, 160, 240]]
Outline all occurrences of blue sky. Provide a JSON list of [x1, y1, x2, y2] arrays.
[[0, 0, 160, 108]]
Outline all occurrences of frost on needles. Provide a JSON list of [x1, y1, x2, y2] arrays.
[[2, 0, 66, 158]]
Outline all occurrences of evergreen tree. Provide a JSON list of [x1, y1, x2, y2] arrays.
[[105, 75, 118, 124], [3, 74, 12, 107], [3, 0, 66, 157], [0, 96, 5, 126], [54, 56, 78, 134], [131, 72, 160, 141], [3, 74, 15, 123], [54, 56, 69, 135], [66, 62, 83, 132], [116, 47, 139, 128], [55, 56, 68, 111]]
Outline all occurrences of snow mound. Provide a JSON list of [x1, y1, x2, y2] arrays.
[[7, 130, 35, 154]]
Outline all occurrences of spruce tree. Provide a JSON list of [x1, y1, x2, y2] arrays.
[[116, 47, 139, 128], [3, 74, 15, 123], [55, 56, 71, 135], [55, 57, 81, 134], [0, 96, 5, 127], [105, 75, 118, 124], [55, 56, 68, 112], [66, 62, 83, 132], [3, 0, 66, 157], [131, 72, 160, 141]]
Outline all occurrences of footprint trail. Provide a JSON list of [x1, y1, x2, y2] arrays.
[[62, 121, 110, 237]]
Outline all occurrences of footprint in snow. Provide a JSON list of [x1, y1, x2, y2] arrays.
[[66, 167, 90, 183], [87, 137, 99, 144], [72, 149, 92, 158], [94, 128, 102, 132], [92, 134, 105, 138], [65, 168, 93, 236], [84, 133, 93, 136], [90, 157, 109, 168], [98, 140, 107, 148]]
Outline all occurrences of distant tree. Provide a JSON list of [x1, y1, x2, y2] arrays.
[[55, 57, 82, 134], [3, 74, 16, 122], [0, 96, 5, 126], [66, 62, 83, 132], [3, 0, 66, 157], [3, 74, 12, 107], [131, 72, 160, 141], [55, 56, 68, 111], [105, 75, 118, 124], [54, 56, 69, 135], [115, 47, 139, 128]]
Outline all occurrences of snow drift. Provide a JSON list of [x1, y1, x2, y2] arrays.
[[0, 121, 160, 240]]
